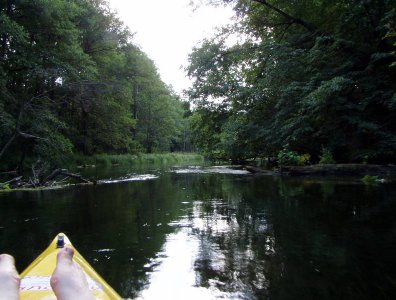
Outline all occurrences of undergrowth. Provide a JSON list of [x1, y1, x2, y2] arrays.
[[68, 153, 204, 168]]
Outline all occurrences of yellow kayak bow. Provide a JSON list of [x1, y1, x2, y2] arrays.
[[20, 233, 122, 299]]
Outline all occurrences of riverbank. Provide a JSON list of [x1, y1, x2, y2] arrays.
[[0, 153, 204, 192], [244, 163, 396, 177], [71, 152, 204, 168], [279, 164, 396, 176]]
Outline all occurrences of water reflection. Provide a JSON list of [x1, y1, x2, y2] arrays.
[[188, 198, 274, 299], [139, 195, 275, 299], [138, 230, 211, 300], [1, 168, 396, 299]]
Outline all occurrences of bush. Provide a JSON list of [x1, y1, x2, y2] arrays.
[[0, 184, 11, 191], [361, 175, 380, 185], [278, 148, 309, 166], [298, 153, 311, 165], [319, 147, 335, 164]]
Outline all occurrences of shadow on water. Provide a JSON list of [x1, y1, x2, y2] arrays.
[[1, 165, 396, 299]]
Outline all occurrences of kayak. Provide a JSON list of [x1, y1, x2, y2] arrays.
[[20, 233, 122, 299]]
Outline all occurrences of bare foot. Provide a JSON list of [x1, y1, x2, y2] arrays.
[[50, 247, 95, 300], [0, 254, 20, 300]]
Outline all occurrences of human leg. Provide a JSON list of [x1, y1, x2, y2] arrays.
[[50, 247, 95, 300]]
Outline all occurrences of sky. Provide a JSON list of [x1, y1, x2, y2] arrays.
[[108, 0, 234, 96]]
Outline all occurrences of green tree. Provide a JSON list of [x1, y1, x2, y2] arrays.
[[1, 0, 189, 173], [0, 0, 93, 169], [187, 0, 396, 163]]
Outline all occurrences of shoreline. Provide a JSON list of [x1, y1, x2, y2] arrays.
[[245, 164, 396, 177]]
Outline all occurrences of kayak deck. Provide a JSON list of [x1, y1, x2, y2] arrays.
[[20, 233, 121, 299]]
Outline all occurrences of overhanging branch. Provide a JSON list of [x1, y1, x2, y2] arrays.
[[251, 0, 316, 32]]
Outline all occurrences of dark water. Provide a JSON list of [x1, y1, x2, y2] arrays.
[[1, 165, 396, 299]]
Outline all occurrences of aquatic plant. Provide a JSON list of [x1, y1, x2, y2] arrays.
[[361, 175, 381, 185]]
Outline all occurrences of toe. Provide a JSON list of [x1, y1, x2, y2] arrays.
[[56, 247, 75, 267], [0, 254, 15, 269]]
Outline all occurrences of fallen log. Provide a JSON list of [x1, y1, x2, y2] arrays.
[[279, 164, 396, 176], [0, 170, 18, 175], [0, 176, 23, 188], [42, 169, 65, 184], [245, 166, 264, 173], [1, 169, 92, 190], [42, 169, 91, 186], [59, 171, 91, 184], [244, 165, 276, 175]]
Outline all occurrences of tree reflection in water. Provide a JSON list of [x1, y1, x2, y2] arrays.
[[191, 199, 274, 298], [1, 168, 396, 299], [139, 174, 396, 300]]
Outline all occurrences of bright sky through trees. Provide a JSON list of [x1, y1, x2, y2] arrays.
[[108, 0, 234, 95]]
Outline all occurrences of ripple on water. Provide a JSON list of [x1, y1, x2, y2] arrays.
[[93, 249, 116, 253], [173, 166, 250, 175], [98, 174, 158, 184]]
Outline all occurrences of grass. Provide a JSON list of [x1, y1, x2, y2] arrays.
[[0, 153, 204, 192], [361, 175, 380, 185], [69, 152, 204, 168]]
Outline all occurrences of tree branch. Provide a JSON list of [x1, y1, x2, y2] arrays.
[[0, 177, 22, 188], [18, 131, 44, 140], [0, 133, 17, 159], [251, 0, 316, 32], [42, 168, 91, 185]]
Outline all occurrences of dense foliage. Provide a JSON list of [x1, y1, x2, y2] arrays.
[[0, 0, 191, 171], [187, 0, 396, 164]]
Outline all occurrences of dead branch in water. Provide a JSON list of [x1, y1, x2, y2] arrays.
[[1, 169, 92, 190]]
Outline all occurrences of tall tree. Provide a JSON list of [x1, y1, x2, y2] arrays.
[[187, 0, 396, 163], [1, 0, 189, 172], [1, 0, 93, 169]]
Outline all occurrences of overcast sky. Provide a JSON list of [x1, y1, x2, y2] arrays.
[[108, 0, 234, 95]]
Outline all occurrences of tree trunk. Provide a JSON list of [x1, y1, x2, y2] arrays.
[[0, 102, 24, 161]]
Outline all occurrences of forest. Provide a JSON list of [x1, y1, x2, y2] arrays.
[[187, 0, 396, 164], [1, 0, 396, 177], [0, 0, 191, 173]]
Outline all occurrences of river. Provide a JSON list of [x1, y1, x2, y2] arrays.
[[1, 164, 396, 299]]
